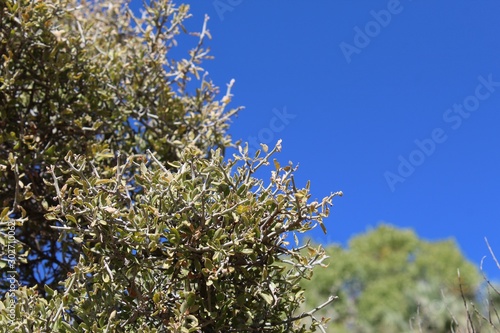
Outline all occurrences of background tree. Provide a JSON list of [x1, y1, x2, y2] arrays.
[[0, 0, 341, 331], [301, 224, 487, 333]]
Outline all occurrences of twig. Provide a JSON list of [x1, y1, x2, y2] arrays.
[[146, 149, 168, 173], [10, 158, 21, 213], [51, 273, 77, 329], [273, 295, 338, 326], [485, 237, 500, 270], [104, 258, 114, 282], [49, 166, 65, 215], [457, 269, 476, 333]]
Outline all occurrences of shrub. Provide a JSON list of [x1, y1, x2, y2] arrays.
[[0, 0, 340, 331]]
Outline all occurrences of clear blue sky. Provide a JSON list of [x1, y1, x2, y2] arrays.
[[141, 1, 500, 280]]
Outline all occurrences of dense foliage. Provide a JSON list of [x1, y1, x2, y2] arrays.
[[0, 0, 340, 331]]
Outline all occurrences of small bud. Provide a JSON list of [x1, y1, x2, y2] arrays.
[[222, 95, 231, 104]]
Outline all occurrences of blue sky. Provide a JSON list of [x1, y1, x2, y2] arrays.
[[143, 1, 500, 280]]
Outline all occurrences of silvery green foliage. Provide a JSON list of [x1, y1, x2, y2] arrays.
[[0, 0, 237, 294], [0, 0, 340, 331], [2, 142, 340, 332]]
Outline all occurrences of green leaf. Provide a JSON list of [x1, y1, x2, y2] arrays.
[[180, 292, 195, 314], [236, 205, 249, 214], [66, 215, 76, 223], [167, 161, 181, 169], [44, 213, 58, 221], [186, 292, 196, 307], [94, 179, 115, 185], [213, 228, 223, 240], [259, 292, 273, 305], [153, 292, 161, 304], [319, 221, 327, 234], [140, 163, 148, 175], [204, 258, 213, 270], [168, 228, 181, 244], [0, 207, 10, 220], [44, 285, 55, 296]]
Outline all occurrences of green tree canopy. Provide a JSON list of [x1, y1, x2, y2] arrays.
[[0, 0, 341, 331], [302, 224, 486, 333]]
